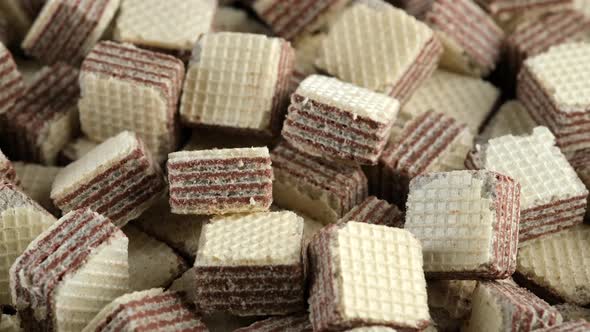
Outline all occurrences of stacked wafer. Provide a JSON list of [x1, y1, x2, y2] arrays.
[[79, 41, 185, 162], [315, 3, 442, 104], [13, 162, 61, 214], [0, 150, 16, 184], [338, 196, 404, 227], [9, 209, 129, 331], [282, 75, 399, 165], [167, 147, 273, 215], [389, 0, 434, 18], [50, 131, 166, 227], [475, 0, 573, 22], [480, 100, 537, 141], [517, 42, 590, 157], [271, 142, 368, 224], [234, 314, 312, 332], [0, 43, 24, 115], [21, 0, 120, 65], [194, 211, 305, 316], [425, 0, 505, 77], [0, 63, 79, 165], [466, 127, 588, 243]]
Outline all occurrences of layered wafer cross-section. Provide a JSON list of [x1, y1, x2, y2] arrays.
[[9, 209, 129, 331], [466, 127, 588, 243], [476, 0, 573, 21], [480, 100, 537, 141], [167, 147, 273, 215], [0, 63, 79, 165], [315, 3, 442, 104], [194, 211, 305, 316], [51, 131, 166, 227], [0, 151, 16, 184], [338, 196, 404, 228], [0, 43, 24, 115], [271, 142, 368, 224], [517, 42, 590, 156], [308, 222, 430, 331], [465, 281, 562, 332], [282, 75, 399, 165], [83, 288, 207, 332], [21, 0, 120, 65], [180, 32, 295, 136], [405, 170, 521, 279], [79, 41, 185, 162], [234, 314, 312, 332]]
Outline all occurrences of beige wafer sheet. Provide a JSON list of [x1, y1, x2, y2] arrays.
[[400, 70, 499, 132], [315, 3, 434, 93], [481, 100, 536, 141], [13, 163, 61, 215], [115, 0, 215, 50]]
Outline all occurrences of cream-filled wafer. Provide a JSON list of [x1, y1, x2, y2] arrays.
[[234, 314, 312, 332], [465, 281, 562, 332], [180, 32, 294, 136], [282, 75, 399, 165], [0, 43, 24, 115], [194, 211, 305, 316], [0, 63, 79, 165], [315, 3, 442, 104], [308, 222, 430, 331], [271, 142, 368, 224], [13, 162, 61, 214], [476, 0, 573, 22], [428, 280, 477, 320], [83, 288, 207, 332], [51, 131, 166, 227], [168, 147, 273, 215], [10, 209, 129, 331], [338, 196, 404, 227], [0, 150, 16, 184], [405, 170, 520, 279], [466, 127, 588, 243], [480, 100, 537, 141], [79, 41, 185, 162], [389, 0, 434, 18]]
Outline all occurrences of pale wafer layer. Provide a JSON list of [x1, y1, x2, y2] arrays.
[[0, 43, 24, 115], [338, 196, 403, 227], [481, 100, 537, 141], [428, 280, 477, 320], [13, 163, 60, 215]]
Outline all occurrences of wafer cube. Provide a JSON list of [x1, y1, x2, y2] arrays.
[[0, 150, 16, 184], [180, 32, 295, 136], [309, 222, 430, 331], [234, 314, 312, 332], [271, 142, 368, 224], [480, 100, 537, 141], [428, 280, 477, 320], [465, 281, 562, 332], [79, 41, 185, 162], [466, 127, 588, 243], [168, 147, 273, 215], [517, 43, 590, 156], [338, 196, 404, 227], [10, 209, 129, 331], [515, 224, 590, 305], [389, 0, 434, 18], [0, 63, 79, 165], [51, 131, 166, 227], [315, 3, 442, 104], [399, 70, 500, 133], [194, 211, 305, 316], [83, 288, 207, 332], [0, 43, 24, 115], [13, 162, 61, 214]]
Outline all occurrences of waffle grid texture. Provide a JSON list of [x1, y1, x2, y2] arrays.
[[480, 100, 537, 141], [0, 43, 24, 115]]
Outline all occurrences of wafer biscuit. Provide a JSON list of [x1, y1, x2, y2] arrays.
[[0, 151, 16, 184], [534, 320, 590, 332], [282, 75, 399, 165], [466, 127, 588, 243], [315, 3, 441, 104], [309, 222, 430, 331], [480, 100, 537, 141], [10, 209, 129, 331], [51, 131, 166, 227], [194, 211, 305, 316], [168, 147, 273, 215], [389, 0, 434, 18], [79, 41, 185, 162], [83, 288, 207, 332], [13, 162, 61, 214], [234, 314, 312, 332], [180, 32, 295, 136], [338, 196, 404, 227], [271, 142, 368, 224], [426, 0, 504, 77], [0, 63, 79, 165], [515, 224, 590, 305], [0, 43, 24, 115], [428, 280, 477, 320], [475, 0, 573, 22]]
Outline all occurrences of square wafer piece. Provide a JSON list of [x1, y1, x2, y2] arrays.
[[10, 209, 130, 331], [338, 196, 404, 227], [13, 162, 61, 214], [515, 224, 590, 305], [83, 288, 207, 332], [194, 211, 305, 316], [374, 111, 473, 207], [428, 280, 477, 320], [308, 222, 430, 331], [234, 314, 312, 332], [425, 0, 504, 77], [315, 3, 442, 104], [168, 147, 273, 215], [51, 131, 166, 227], [180, 32, 295, 136], [0, 150, 16, 184], [114, 0, 215, 52], [21, 0, 120, 65], [79, 41, 185, 162], [480, 100, 537, 141], [271, 142, 368, 224], [282, 75, 399, 165], [389, 0, 434, 18], [466, 127, 588, 243], [405, 170, 521, 279], [399, 70, 500, 133], [0, 43, 24, 115], [465, 281, 562, 332], [517, 42, 590, 156]]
